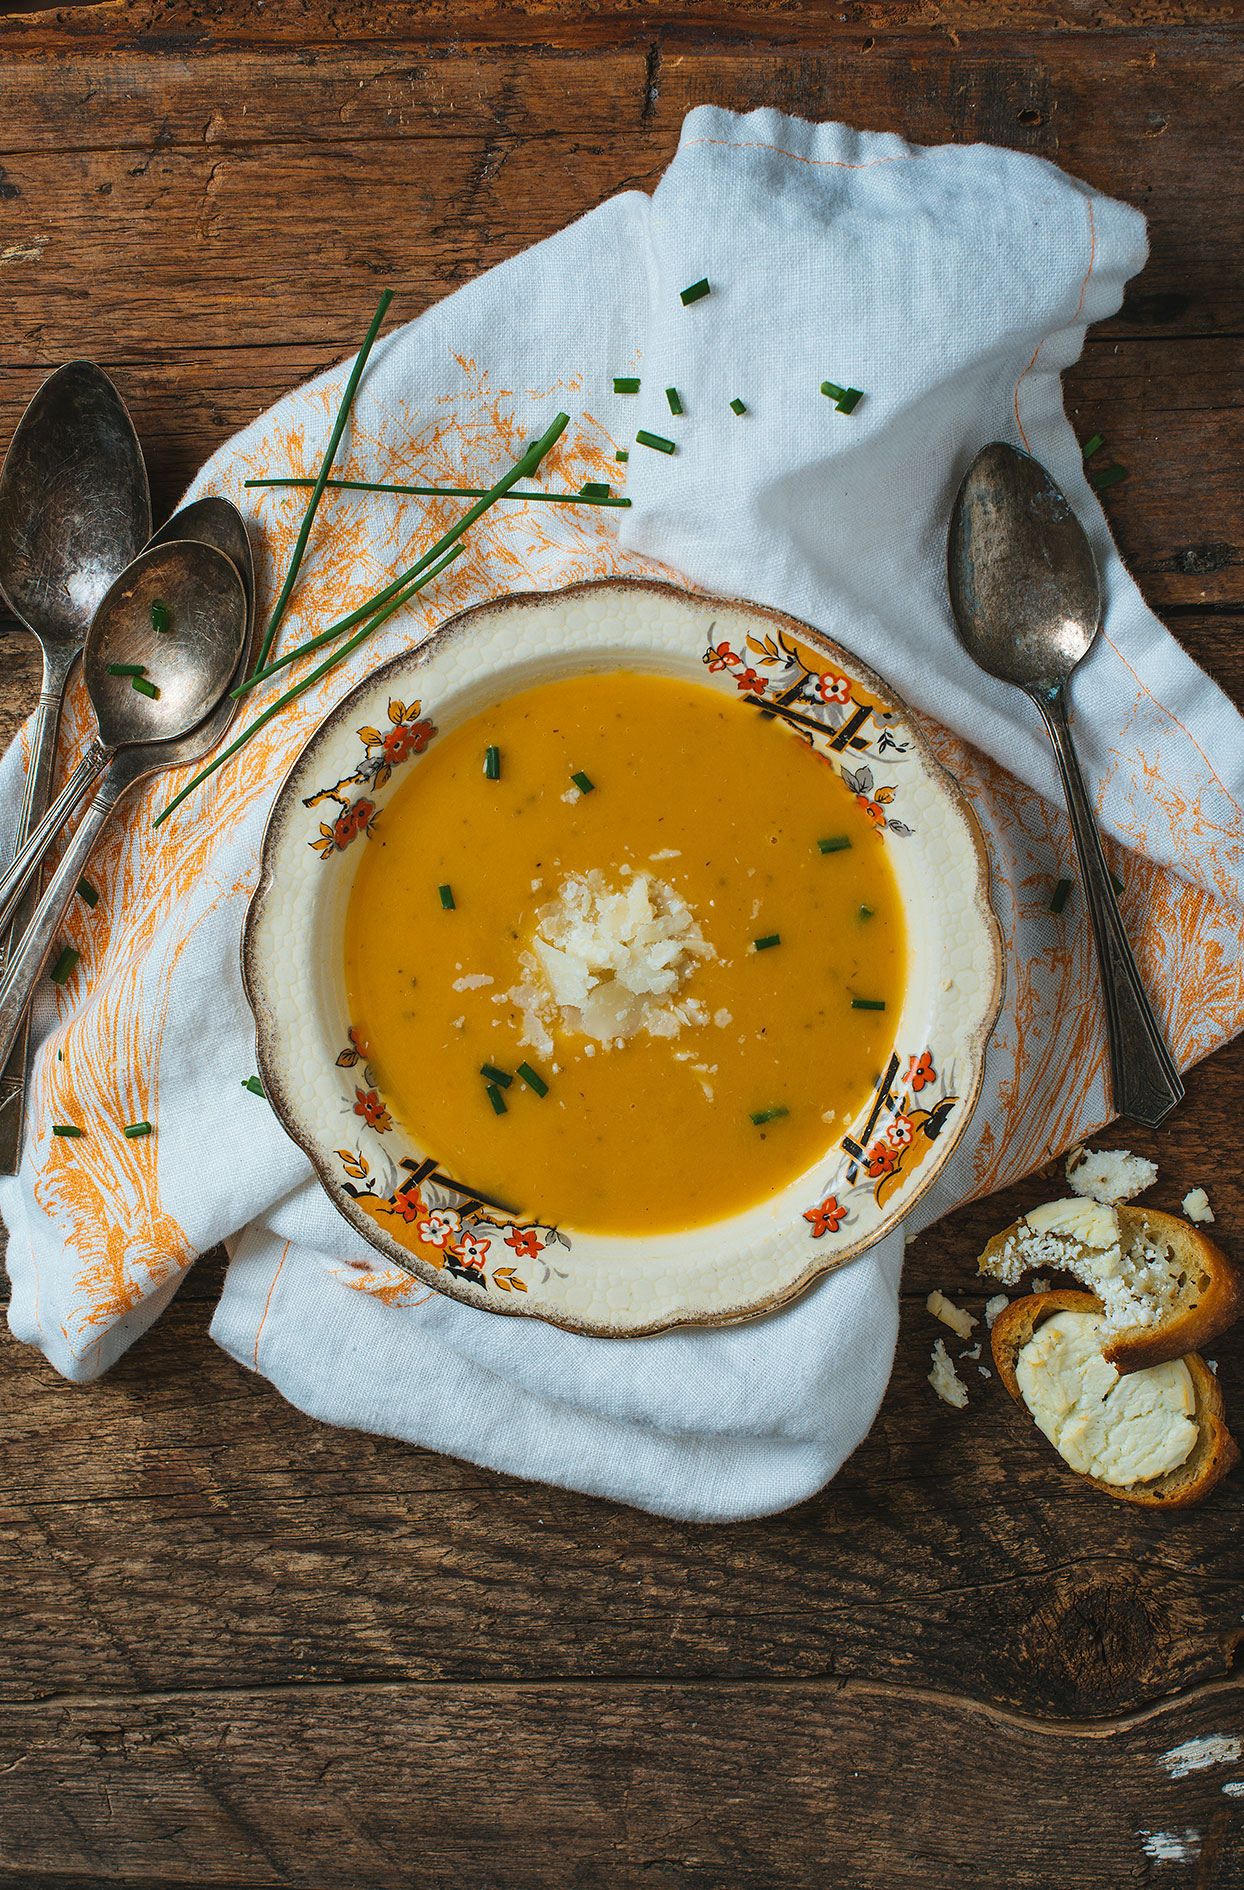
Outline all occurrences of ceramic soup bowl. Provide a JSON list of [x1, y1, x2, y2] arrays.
[[243, 578, 1002, 1337]]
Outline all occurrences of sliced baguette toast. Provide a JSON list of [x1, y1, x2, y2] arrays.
[[978, 1204, 1243, 1372], [992, 1289, 1239, 1509]]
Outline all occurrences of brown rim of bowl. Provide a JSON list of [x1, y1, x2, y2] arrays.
[[242, 575, 1005, 1338]]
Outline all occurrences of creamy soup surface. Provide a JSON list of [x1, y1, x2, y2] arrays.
[[343, 670, 906, 1236]]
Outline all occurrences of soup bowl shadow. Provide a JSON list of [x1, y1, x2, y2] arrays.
[[242, 578, 1003, 1339]]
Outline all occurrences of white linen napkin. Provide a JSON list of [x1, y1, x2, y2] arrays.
[[4, 107, 1242, 1521]]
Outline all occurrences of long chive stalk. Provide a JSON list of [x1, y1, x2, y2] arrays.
[[253, 290, 394, 673], [153, 545, 463, 830], [245, 476, 630, 509], [235, 412, 570, 697], [233, 554, 435, 699]]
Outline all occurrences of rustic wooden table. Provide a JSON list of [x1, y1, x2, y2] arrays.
[[1, 3, 1243, 1885]]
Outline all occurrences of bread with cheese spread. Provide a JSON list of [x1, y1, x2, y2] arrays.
[[978, 1201, 1242, 1372], [991, 1289, 1238, 1508]]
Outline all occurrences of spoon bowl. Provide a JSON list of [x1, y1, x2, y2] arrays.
[[0, 360, 151, 650], [947, 441, 1182, 1127], [0, 538, 247, 936], [85, 540, 249, 748]]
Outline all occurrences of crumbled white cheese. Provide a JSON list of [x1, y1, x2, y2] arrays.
[[980, 1197, 1185, 1335], [713, 1008, 733, 1028], [928, 1338, 968, 1409], [1030, 1277, 1051, 1295], [960, 1343, 981, 1361], [1016, 1309, 1196, 1486], [452, 973, 493, 992], [648, 849, 681, 861], [1183, 1187, 1215, 1225], [1066, 1145, 1158, 1205], [505, 871, 714, 1056], [926, 1290, 976, 1340], [985, 1293, 1009, 1329]]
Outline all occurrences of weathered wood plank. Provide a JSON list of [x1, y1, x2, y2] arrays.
[[2, 0, 1238, 51], [0, 36, 1240, 342], [2, 1232, 1239, 1720], [0, 1674, 1241, 1888]]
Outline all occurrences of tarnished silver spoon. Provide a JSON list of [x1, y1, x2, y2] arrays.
[[0, 538, 247, 940], [0, 501, 256, 1082], [947, 441, 1183, 1127], [0, 361, 150, 1165]]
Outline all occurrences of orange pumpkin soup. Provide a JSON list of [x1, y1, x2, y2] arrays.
[[343, 670, 905, 1235]]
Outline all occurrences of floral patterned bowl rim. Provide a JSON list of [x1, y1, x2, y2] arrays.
[[242, 577, 1004, 1338]]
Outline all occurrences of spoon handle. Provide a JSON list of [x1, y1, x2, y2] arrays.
[[0, 737, 111, 939], [0, 644, 79, 1171], [0, 772, 127, 1076], [1035, 688, 1184, 1127]]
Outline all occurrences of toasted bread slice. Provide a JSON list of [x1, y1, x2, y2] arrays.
[[978, 1203, 1243, 1372], [992, 1289, 1239, 1508]]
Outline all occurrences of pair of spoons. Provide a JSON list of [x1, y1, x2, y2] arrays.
[[0, 363, 255, 1116]]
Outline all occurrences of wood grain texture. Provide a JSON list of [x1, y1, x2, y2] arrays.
[[1, 1676, 1243, 1889], [2, 7, 1244, 1885]]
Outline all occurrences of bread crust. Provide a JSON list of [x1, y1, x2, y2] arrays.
[[991, 1289, 1239, 1508], [978, 1204, 1243, 1372]]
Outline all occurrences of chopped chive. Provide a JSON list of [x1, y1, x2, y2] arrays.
[[571, 772, 595, 795], [1082, 432, 1105, 461], [729, 397, 747, 415], [123, 1121, 152, 1139], [1092, 464, 1128, 491], [50, 946, 79, 985], [516, 1061, 548, 1097], [851, 997, 886, 1011], [753, 934, 781, 951], [818, 835, 852, 854], [484, 745, 501, 781], [821, 381, 846, 401], [1049, 877, 1072, 915], [486, 1083, 507, 1116], [636, 431, 676, 455], [665, 387, 683, 416], [151, 600, 170, 634], [579, 482, 611, 500], [76, 878, 98, 909], [438, 884, 455, 910], [132, 676, 159, 699], [480, 1063, 512, 1088], [242, 1076, 265, 1096], [680, 278, 710, 305], [1109, 869, 1125, 896], [52, 1124, 85, 1138], [859, 905, 875, 920], [750, 1105, 788, 1126], [613, 377, 641, 393], [108, 663, 145, 677], [835, 389, 864, 414], [615, 449, 629, 462]]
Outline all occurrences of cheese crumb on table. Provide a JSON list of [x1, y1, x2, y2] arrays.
[[928, 1338, 969, 1409], [1182, 1186, 1215, 1225], [1016, 1309, 1197, 1485], [926, 1289, 976, 1340], [985, 1293, 1009, 1328], [1066, 1145, 1158, 1205]]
